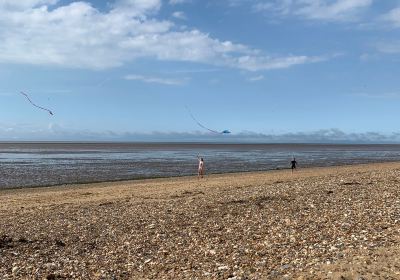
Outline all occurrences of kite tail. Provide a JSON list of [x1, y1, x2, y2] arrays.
[[20, 91, 54, 115], [185, 106, 220, 134]]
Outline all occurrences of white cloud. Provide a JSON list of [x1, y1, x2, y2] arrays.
[[124, 74, 187, 85], [172, 11, 186, 20], [169, 0, 191, 5], [248, 75, 264, 82], [354, 92, 400, 99], [380, 7, 400, 28], [235, 0, 372, 22], [231, 54, 327, 71], [168, 68, 220, 73], [295, 0, 372, 21], [253, 0, 293, 15], [0, 0, 327, 71], [0, 0, 59, 10], [111, 0, 162, 16], [375, 41, 400, 54]]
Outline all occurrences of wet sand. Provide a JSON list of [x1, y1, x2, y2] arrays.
[[0, 162, 400, 279]]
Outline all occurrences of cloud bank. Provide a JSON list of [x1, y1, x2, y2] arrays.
[[0, 0, 325, 71], [1, 124, 400, 143]]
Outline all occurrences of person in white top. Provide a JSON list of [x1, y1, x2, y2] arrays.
[[198, 156, 205, 179]]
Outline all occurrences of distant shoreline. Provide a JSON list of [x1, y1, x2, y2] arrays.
[[2, 141, 400, 145]]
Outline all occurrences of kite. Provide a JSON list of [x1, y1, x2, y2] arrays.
[[186, 106, 231, 134], [20, 91, 54, 115]]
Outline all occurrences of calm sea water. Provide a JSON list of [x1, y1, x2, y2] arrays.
[[1, 142, 400, 189]]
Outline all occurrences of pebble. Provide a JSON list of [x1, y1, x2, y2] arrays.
[[12, 266, 19, 274]]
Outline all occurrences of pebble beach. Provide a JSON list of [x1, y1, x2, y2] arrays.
[[1, 162, 400, 279]]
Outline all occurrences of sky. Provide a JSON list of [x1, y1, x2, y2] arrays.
[[0, 0, 400, 142]]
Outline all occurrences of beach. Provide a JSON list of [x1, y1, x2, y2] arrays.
[[1, 162, 400, 279]]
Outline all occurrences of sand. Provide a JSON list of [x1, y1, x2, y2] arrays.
[[0, 162, 400, 279]]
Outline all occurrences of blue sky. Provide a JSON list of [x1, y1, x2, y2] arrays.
[[1, 0, 400, 142]]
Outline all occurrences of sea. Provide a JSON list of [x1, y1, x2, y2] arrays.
[[1, 142, 400, 189]]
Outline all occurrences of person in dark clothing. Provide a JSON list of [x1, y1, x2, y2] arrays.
[[291, 157, 297, 173]]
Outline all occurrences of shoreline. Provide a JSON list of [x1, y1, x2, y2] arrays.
[[1, 161, 400, 279], [2, 160, 400, 192]]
